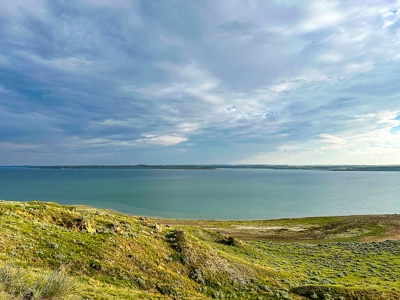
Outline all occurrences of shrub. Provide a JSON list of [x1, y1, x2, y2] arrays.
[[135, 277, 148, 290], [0, 264, 26, 295], [190, 268, 205, 284], [33, 269, 79, 300], [219, 236, 238, 246], [156, 284, 175, 295]]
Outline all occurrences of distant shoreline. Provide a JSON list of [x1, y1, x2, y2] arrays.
[[2, 164, 400, 171]]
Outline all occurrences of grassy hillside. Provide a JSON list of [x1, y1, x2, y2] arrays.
[[0, 200, 399, 299]]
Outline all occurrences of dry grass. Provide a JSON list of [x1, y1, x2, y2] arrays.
[[0, 264, 78, 300], [155, 214, 400, 243]]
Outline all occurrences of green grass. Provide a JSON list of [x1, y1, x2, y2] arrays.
[[1, 200, 400, 299]]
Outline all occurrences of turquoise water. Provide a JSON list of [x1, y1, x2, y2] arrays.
[[0, 168, 399, 219]]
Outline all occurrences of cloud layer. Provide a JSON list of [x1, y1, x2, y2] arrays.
[[1, 0, 400, 165]]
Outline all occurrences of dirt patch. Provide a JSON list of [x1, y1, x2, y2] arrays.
[[233, 225, 307, 231], [154, 214, 400, 243]]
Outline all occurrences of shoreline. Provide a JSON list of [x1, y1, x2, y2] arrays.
[[2, 198, 399, 223], [2, 199, 399, 243]]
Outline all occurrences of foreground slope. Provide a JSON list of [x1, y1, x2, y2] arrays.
[[0, 200, 399, 299]]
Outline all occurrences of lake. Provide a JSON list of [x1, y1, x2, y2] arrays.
[[0, 168, 399, 220]]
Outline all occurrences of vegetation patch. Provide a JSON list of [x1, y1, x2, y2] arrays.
[[1, 200, 400, 299], [0, 263, 79, 300]]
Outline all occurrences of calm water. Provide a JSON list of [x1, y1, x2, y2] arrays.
[[0, 168, 399, 220]]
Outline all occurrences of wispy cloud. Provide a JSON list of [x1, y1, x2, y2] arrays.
[[317, 134, 346, 145], [0, 1, 400, 164], [138, 134, 187, 146]]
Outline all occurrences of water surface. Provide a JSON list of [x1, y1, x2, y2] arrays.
[[0, 168, 399, 219]]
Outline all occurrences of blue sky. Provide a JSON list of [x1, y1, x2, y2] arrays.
[[1, 0, 400, 165]]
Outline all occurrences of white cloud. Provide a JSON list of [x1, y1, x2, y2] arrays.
[[317, 134, 346, 145], [124, 63, 225, 104], [0, 142, 40, 150], [382, 9, 399, 28], [25, 54, 93, 72], [138, 134, 187, 146], [298, 6, 344, 33], [269, 82, 294, 93], [176, 123, 199, 133], [344, 62, 374, 74], [318, 52, 342, 63], [99, 119, 135, 127], [85, 0, 131, 7]]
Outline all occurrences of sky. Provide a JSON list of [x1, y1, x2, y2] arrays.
[[1, 0, 400, 165]]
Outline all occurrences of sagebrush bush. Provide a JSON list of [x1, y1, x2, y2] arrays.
[[0, 264, 26, 296], [0, 264, 78, 300], [34, 270, 79, 300]]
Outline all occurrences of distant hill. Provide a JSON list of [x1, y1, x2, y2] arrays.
[[17, 164, 400, 171]]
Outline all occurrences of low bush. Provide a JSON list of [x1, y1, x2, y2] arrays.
[[34, 269, 79, 300], [0, 263, 26, 296], [0, 264, 79, 300]]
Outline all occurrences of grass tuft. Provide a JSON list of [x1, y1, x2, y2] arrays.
[[0, 264, 78, 300], [34, 269, 79, 300], [0, 263, 26, 296]]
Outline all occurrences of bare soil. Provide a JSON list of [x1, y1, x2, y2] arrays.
[[154, 214, 400, 243]]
